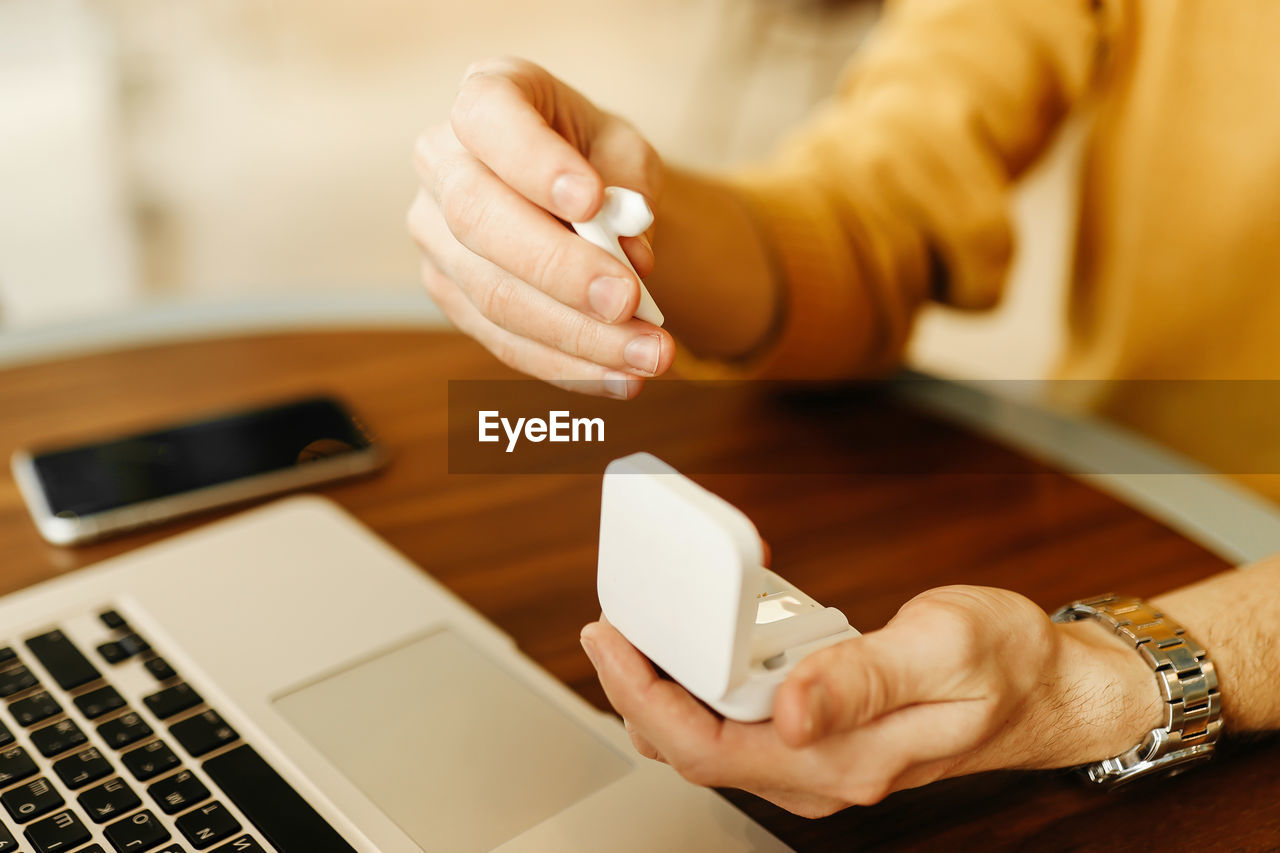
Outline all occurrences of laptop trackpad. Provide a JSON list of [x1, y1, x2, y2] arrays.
[[274, 629, 632, 852]]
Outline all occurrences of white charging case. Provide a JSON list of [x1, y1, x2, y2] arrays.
[[597, 452, 859, 722]]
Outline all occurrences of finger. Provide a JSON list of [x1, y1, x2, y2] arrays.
[[584, 619, 907, 799], [411, 191, 675, 376], [407, 188, 447, 258], [584, 619, 877, 794], [773, 618, 977, 747], [815, 697, 998, 799], [734, 703, 990, 806], [580, 620, 730, 769], [450, 258, 673, 377], [452, 58, 603, 221], [619, 234, 654, 279], [433, 154, 642, 323], [622, 718, 664, 762], [420, 261, 644, 399], [583, 624, 994, 806]]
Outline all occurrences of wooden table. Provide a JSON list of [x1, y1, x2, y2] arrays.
[[2, 329, 1276, 852]]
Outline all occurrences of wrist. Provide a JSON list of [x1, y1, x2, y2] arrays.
[[1015, 620, 1165, 770], [649, 168, 779, 361]]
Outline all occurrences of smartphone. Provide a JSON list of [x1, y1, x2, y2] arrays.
[[11, 395, 387, 545]]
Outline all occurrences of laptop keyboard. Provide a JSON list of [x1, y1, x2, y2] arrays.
[[0, 609, 356, 853]]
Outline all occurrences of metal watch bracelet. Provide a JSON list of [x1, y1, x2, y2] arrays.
[[1050, 594, 1223, 787]]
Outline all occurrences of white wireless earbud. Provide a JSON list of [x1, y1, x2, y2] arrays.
[[571, 187, 664, 326]]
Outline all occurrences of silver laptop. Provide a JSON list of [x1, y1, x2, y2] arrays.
[[0, 496, 790, 852]]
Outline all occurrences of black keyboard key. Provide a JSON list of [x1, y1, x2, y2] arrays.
[[0, 720, 12, 748], [9, 690, 61, 726], [24, 809, 91, 853], [0, 746, 37, 786], [149, 769, 210, 814], [25, 630, 101, 691], [145, 657, 179, 682], [79, 777, 141, 824], [100, 610, 128, 630], [81, 846, 108, 853], [98, 711, 153, 749], [0, 823, 15, 853], [144, 683, 202, 720], [0, 647, 15, 664], [177, 801, 240, 849], [171, 710, 239, 758], [204, 745, 355, 852], [53, 746, 113, 789], [98, 633, 150, 665], [124, 740, 181, 781], [31, 718, 87, 757], [118, 633, 151, 657], [98, 641, 128, 665], [0, 665, 37, 698], [158, 845, 189, 853], [2, 776, 63, 823], [76, 685, 127, 720], [213, 836, 266, 853], [105, 809, 170, 852]]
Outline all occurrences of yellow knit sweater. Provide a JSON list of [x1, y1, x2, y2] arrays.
[[730, 0, 1280, 497]]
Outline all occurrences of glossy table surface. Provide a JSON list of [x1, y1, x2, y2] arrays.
[[2, 329, 1276, 852]]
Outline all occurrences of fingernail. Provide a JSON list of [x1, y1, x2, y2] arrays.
[[624, 334, 661, 375], [603, 371, 634, 400], [588, 276, 631, 323], [805, 682, 829, 739], [580, 636, 601, 669], [553, 174, 594, 220]]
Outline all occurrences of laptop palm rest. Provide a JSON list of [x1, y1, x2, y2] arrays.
[[274, 629, 632, 853]]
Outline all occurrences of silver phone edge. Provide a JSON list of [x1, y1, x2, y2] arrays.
[[9, 443, 388, 546]]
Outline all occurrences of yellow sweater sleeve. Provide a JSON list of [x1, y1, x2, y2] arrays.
[[725, 0, 1102, 379]]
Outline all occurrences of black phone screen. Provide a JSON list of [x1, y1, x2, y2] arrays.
[[31, 397, 376, 517]]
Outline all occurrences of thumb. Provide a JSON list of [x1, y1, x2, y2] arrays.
[[773, 626, 951, 748]]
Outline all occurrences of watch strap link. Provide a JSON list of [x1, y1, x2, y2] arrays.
[[1051, 594, 1222, 787]]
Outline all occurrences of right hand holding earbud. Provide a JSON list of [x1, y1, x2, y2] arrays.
[[408, 57, 674, 399]]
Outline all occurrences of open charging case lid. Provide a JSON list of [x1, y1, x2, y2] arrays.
[[597, 453, 858, 722]]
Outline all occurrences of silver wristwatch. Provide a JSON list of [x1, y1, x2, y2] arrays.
[[1050, 594, 1223, 787]]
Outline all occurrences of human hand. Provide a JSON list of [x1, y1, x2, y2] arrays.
[[408, 57, 673, 399], [580, 585, 1164, 817]]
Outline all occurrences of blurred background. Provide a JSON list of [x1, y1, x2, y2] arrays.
[[0, 0, 1079, 378]]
